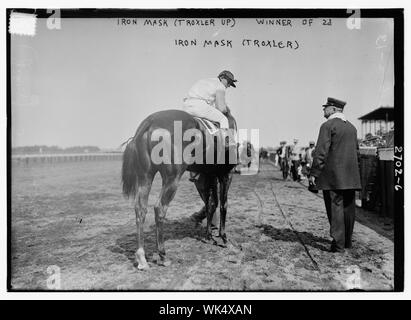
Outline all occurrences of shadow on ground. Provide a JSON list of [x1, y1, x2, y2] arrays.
[[111, 217, 205, 265], [258, 224, 331, 252]]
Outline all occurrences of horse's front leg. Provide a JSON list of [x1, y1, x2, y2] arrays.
[[204, 177, 218, 244], [218, 173, 233, 245], [192, 174, 219, 226]]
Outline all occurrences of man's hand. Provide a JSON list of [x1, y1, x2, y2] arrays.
[[308, 175, 318, 193], [308, 175, 316, 185]]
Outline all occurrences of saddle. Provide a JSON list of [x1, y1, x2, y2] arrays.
[[188, 116, 238, 165], [192, 117, 237, 146]]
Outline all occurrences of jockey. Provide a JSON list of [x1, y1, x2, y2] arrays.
[[183, 70, 237, 145], [183, 70, 238, 182]]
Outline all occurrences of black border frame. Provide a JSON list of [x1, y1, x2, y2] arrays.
[[6, 8, 404, 293]]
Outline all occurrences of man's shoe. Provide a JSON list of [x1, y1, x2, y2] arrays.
[[330, 243, 345, 253]]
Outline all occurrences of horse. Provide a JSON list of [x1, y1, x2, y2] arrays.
[[121, 108, 237, 270]]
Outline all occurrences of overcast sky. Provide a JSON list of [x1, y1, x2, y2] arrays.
[[11, 16, 394, 149]]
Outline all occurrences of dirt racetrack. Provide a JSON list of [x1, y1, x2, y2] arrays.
[[11, 160, 394, 291]]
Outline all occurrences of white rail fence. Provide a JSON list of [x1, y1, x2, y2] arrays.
[[12, 152, 123, 165]]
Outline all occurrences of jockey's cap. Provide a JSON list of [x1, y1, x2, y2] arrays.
[[218, 70, 237, 88]]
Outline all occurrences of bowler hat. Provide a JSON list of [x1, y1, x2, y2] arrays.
[[322, 97, 346, 109], [218, 70, 238, 88]]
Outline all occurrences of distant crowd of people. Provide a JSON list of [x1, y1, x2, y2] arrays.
[[244, 139, 317, 181], [274, 138, 316, 182]]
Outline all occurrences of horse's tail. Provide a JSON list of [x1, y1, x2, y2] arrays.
[[122, 139, 139, 198], [121, 118, 152, 199]]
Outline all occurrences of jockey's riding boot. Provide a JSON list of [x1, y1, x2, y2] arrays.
[[189, 171, 200, 182], [190, 207, 206, 223]]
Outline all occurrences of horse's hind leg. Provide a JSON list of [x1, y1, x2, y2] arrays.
[[154, 171, 183, 266], [135, 175, 154, 270]]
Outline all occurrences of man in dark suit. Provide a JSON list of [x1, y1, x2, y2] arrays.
[[309, 97, 361, 253], [276, 141, 289, 179]]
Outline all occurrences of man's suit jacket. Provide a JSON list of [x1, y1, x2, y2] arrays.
[[311, 117, 361, 190]]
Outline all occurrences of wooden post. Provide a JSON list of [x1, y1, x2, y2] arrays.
[[361, 121, 364, 139], [368, 121, 371, 133]]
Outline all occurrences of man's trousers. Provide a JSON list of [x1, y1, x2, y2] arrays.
[[322, 189, 356, 251], [291, 160, 301, 181]]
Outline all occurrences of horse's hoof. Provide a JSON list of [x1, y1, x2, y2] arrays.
[[201, 237, 217, 246], [151, 252, 172, 267], [136, 248, 149, 270], [220, 234, 228, 244], [158, 259, 172, 267], [216, 236, 228, 248], [217, 240, 227, 248], [137, 262, 150, 271], [220, 239, 228, 248]]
